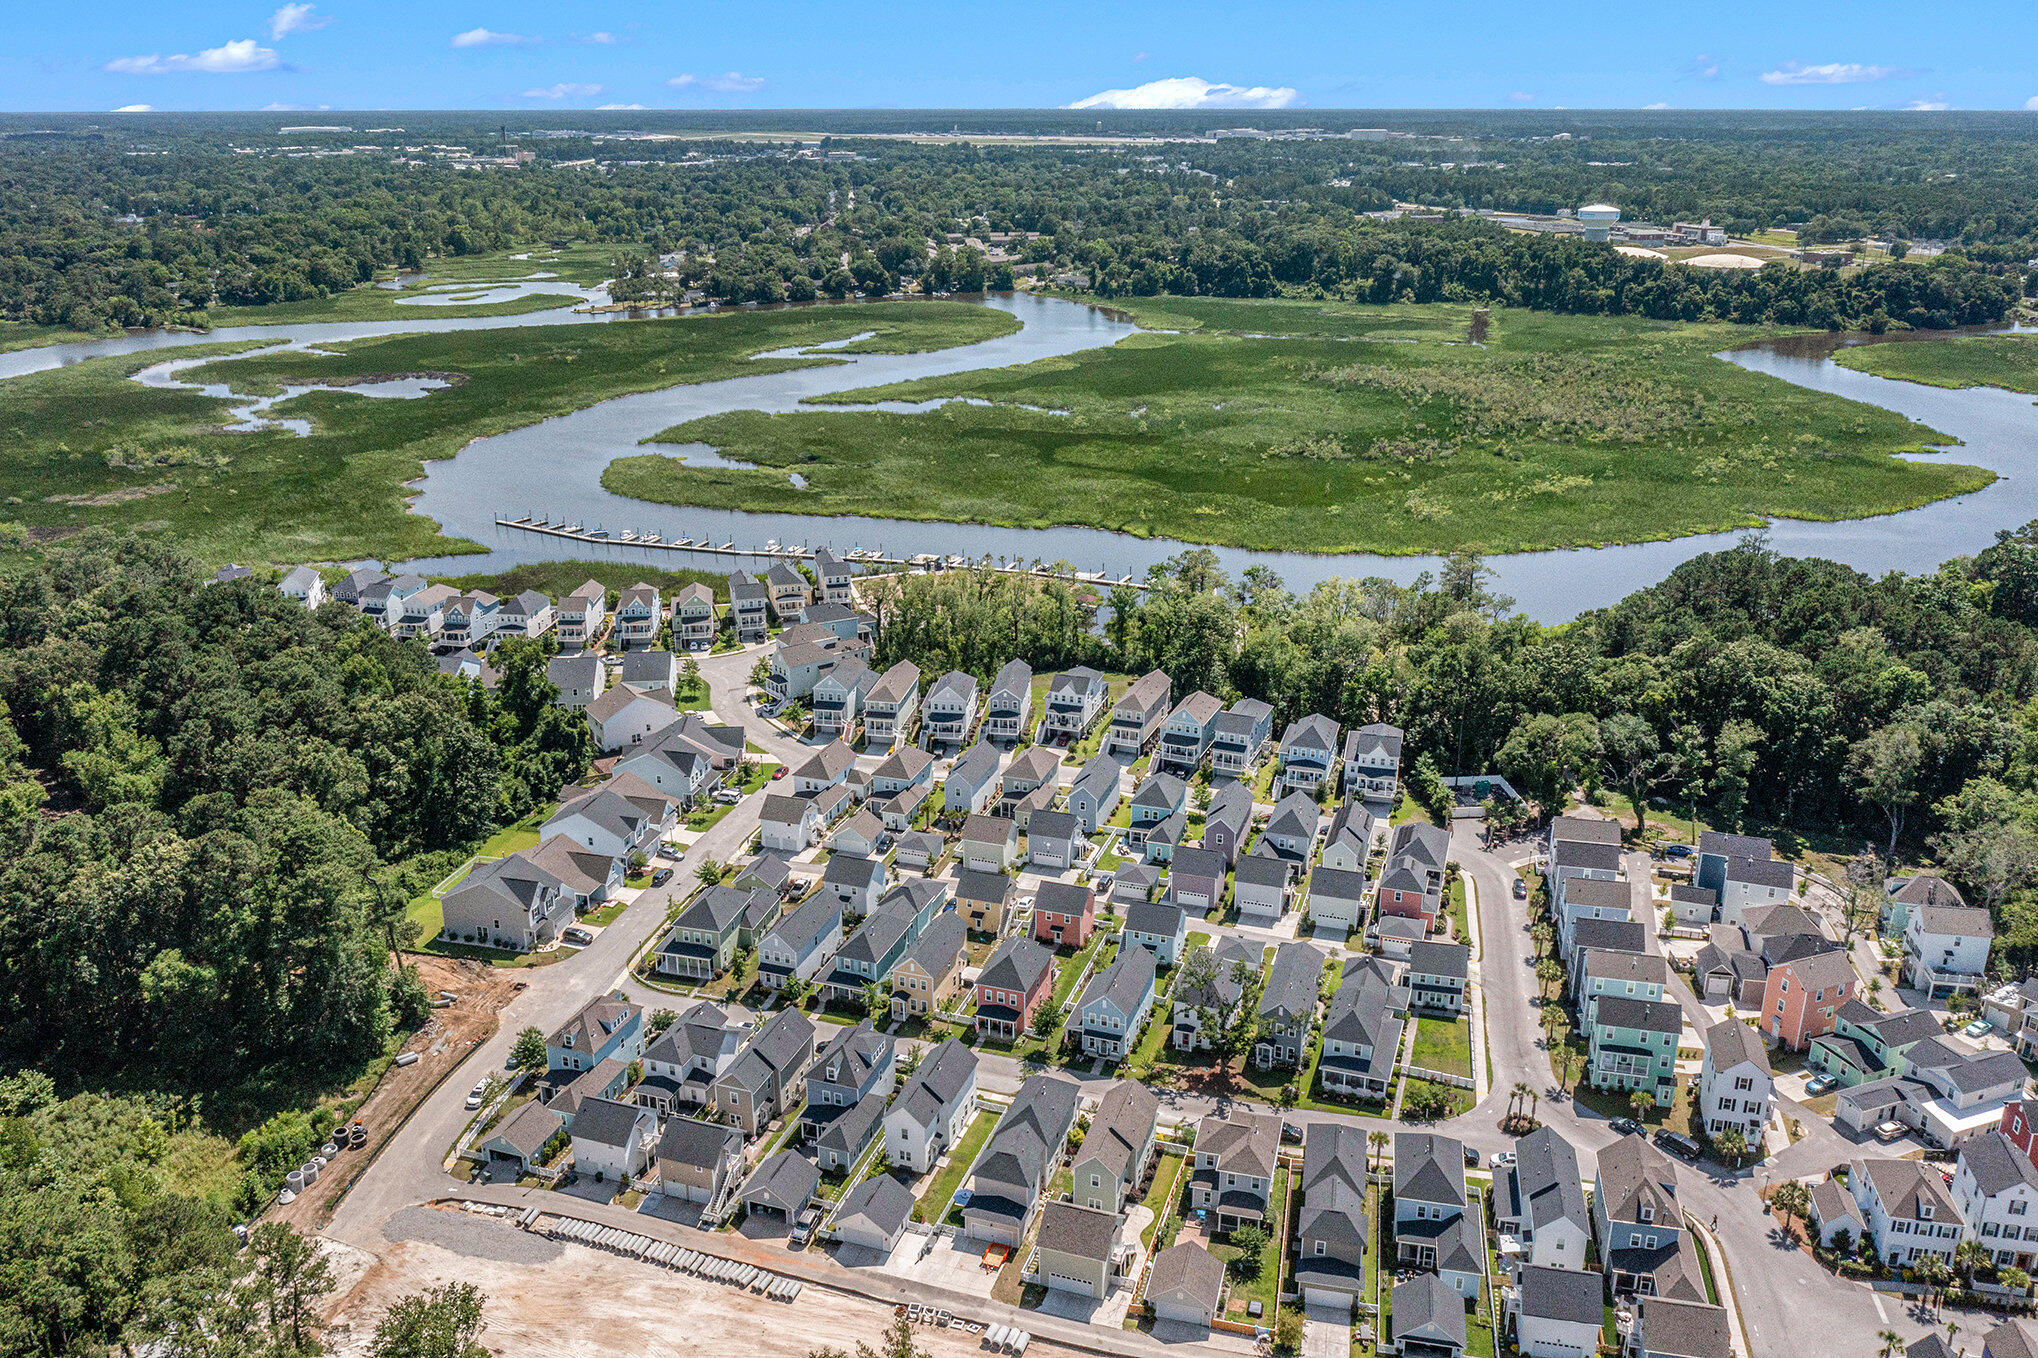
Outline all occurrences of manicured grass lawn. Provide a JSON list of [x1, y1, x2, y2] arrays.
[[916, 1108, 996, 1223], [1834, 333, 2038, 394], [2, 301, 1020, 567], [609, 298, 1980, 558], [1398, 1073, 1474, 1120], [403, 807, 552, 939], [1445, 877, 1473, 954], [1139, 1153, 1187, 1249], [1410, 1016, 1474, 1079], [1689, 1225, 1721, 1305], [1208, 1172, 1289, 1318]]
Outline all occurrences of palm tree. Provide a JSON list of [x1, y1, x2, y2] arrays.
[[1769, 1180, 1811, 1238], [1876, 1330, 1902, 1358], [1954, 1239, 1991, 1287], [1945, 1320, 1962, 1352], [1536, 959, 1565, 1002], [1368, 1130, 1389, 1181], [1914, 1253, 1952, 1311], [1527, 1087, 1540, 1122], [1714, 1128, 1747, 1166]]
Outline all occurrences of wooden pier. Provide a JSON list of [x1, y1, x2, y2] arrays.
[[492, 515, 1147, 590]]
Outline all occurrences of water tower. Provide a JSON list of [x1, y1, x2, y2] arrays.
[[1578, 203, 1621, 242]]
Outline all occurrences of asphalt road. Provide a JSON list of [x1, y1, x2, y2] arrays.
[[324, 656, 1946, 1356]]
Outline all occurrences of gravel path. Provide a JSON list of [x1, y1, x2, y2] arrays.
[[382, 1206, 563, 1265]]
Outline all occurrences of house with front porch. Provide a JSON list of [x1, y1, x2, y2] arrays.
[[612, 582, 663, 649], [892, 913, 968, 1021], [1210, 698, 1274, 778], [764, 562, 812, 621], [1342, 722, 1404, 801], [1076, 946, 1158, 1062], [1040, 667, 1108, 741], [1297, 1122, 1372, 1307], [863, 661, 921, 750], [653, 884, 752, 981], [1104, 669, 1172, 758], [439, 837, 617, 952], [1127, 772, 1188, 843], [1595, 1135, 1704, 1301], [727, 571, 770, 642], [1069, 1079, 1159, 1213], [959, 1074, 1082, 1246], [923, 670, 980, 750], [1155, 690, 1223, 775], [713, 1007, 817, 1136], [1588, 996, 1682, 1107], [1253, 942, 1323, 1070], [1394, 1132, 1481, 1297], [811, 547, 855, 607], [1698, 1017, 1773, 1143], [672, 583, 716, 649], [1318, 971, 1404, 1103], [1172, 937, 1260, 1052], [1200, 781, 1255, 865], [440, 592, 499, 647], [1190, 1108, 1281, 1232], [811, 658, 874, 742], [756, 895, 844, 992], [1064, 753, 1123, 833], [1906, 904, 1995, 998], [1954, 1132, 2038, 1271], [1033, 879, 1096, 950], [943, 742, 1002, 819], [555, 580, 608, 647], [1278, 713, 1340, 794], [636, 1002, 748, 1117], [1849, 1157, 1963, 1269], [497, 589, 554, 639], [982, 659, 1034, 743], [975, 936, 1054, 1042]]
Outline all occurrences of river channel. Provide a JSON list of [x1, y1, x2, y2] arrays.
[[7, 288, 2036, 624]]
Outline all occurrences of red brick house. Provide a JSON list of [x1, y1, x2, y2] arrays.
[[975, 936, 1055, 1042], [1032, 880, 1096, 951]]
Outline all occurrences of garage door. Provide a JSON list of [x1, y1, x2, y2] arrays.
[[1302, 1285, 1355, 1309], [1047, 1272, 1099, 1297], [1177, 889, 1211, 909]]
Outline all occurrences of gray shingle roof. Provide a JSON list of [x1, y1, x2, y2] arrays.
[[1081, 945, 1157, 1019], [1038, 1199, 1119, 1263], [1125, 897, 1185, 940], [1146, 1243, 1225, 1311], [570, 1096, 648, 1150], [1393, 1273, 1466, 1350], [1703, 1017, 1770, 1074], [1508, 1126, 1588, 1234], [1259, 943, 1323, 1021], [978, 935, 1053, 993], [1234, 854, 1289, 889], [1079, 1079, 1159, 1183], [1408, 940, 1470, 981], [656, 1115, 739, 1171], [1596, 995, 1684, 1036], [744, 1149, 821, 1213], [1635, 1298, 1730, 1358], [1394, 1132, 1466, 1208], [1520, 1265, 1603, 1326], [833, 1172, 913, 1242]]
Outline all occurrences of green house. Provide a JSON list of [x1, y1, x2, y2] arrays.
[[1587, 995, 1683, 1107]]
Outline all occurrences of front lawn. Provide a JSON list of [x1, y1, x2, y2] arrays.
[[1410, 1016, 1473, 1079], [916, 1109, 997, 1224]]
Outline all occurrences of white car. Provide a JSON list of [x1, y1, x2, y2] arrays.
[[713, 789, 743, 805], [464, 1081, 487, 1110]]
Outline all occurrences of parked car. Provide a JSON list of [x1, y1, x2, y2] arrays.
[[771, 766, 788, 780], [1874, 1120, 1908, 1143], [1609, 1117, 1642, 1137], [651, 867, 673, 886], [714, 789, 742, 804], [1512, 878, 1528, 900], [1962, 1019, 1994, 1039], [1803, 1074, 1838, 1096], [1664, 843, 1694, 859], [1463, 1144, 1481, 1166], [656, 844, 682, 860], [1280, 1122, 1304, 1145], [563, 926, 594, 945], [464, 1081, 486, 1110], [1490, 1150, 1515, 1169], [1654, 1129, 1702, 1161]]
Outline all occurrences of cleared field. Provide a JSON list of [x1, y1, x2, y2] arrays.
[[607, 296, 1982, 557], [0, 301, 1019, 566], [1834, 333, 2038, 394]]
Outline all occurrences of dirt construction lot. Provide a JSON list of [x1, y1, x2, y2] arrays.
[[267, 956, 524, 1232], [326, 1209, 1071, 1358]]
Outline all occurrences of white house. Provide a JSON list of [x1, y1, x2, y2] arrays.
[[759, 794, 824, 853], [278, 565, 327, 609], [586, 683, 678, 753], [1848, 1157, 1963, 1268], [1953, 1132, 2038, 1271], [1497, 1126, 1591, 1273], [1512, 1267, 1604, 1358], [1697, 1018, 1773, 1144], [884, 1038, 978, 1172], [567, 1096, 656, 1183], [1905, 904, 1995, 998]]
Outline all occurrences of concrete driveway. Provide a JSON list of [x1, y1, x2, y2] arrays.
[[1302, 1301, 1351, 1358]]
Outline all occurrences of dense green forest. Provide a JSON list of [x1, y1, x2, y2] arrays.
[[860, 529, 2038, 962], [2, 113, 2032, 333]]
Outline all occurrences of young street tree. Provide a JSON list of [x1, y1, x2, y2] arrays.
[[511, 1025, 548, 1074]]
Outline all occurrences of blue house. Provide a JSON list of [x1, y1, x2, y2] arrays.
[[547, 991, 645, 1074]]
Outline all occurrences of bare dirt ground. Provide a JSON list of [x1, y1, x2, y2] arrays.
[[323, 1211, 1062, 1358], [268, 956, 524, 1232]]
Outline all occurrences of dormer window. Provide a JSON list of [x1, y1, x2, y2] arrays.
[[1920, 1205, 1934, 1220], [1639, 1204, 1654, 1223]]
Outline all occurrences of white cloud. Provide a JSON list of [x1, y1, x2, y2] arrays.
[[1687, 54, 1720, 80], [1903, 96, 1951, 110], [581, 31, 618, 43], [1132, 51, 1148, 63], [266, 4, 327, 40], [1067, 76, 1299, 110], [261, 101, 329, 110], [2027, 96, 2038, 110], [106, 39, 280, 74], [1759, 61, 1906, 85], [1643, 101, 1673, 110], [522, 82, 603, 99], [112, 104, 154, 112], [451, 28, 534, 47], [597, 102, 646, 110], [1508, 91, 1536, 103], [666, 71, 765, 94]]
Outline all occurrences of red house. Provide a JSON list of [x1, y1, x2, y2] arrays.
[[1375, 861, 1438, 930], [1032, 880, 1097, 950], [2003, 1100, 2038, 1171], [1758, 950, 1856, 1050], [975, 936, 1055, 1042]]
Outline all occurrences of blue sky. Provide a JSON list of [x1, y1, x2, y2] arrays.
[[14, 1, 2038, 114]]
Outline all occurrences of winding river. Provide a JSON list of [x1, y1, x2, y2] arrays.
[[7, 286, 2037, 623]]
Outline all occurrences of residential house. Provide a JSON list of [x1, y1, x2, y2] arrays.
[[1627, 1299, 1731, 1358], [960, 1074, 1082, 1246], [713, 1008, 816, 1136], [1123, 898, 1190, 967], [742, 1149, 821, 1221], [923, 671, 981, 750], [1257, 791, 1324, 875], [1906, 904, 1996, 997], [1000, 744, 1060, 806], [871, 743, 936, 801], [829, 808, 887, 860], [1555, 878, 1635, 956], [1146, 1245, 1227, 1328], [1032, 1200, 1130, 1299], [389, 584, 459, 641], [1318, 970, 1405, 1102], [727, 571, 770, 642], [792, 740, 857, 796], [653, 884, 755, 981], [1318, 799, 1377, 873], [612, 582, 664, 649], [616, 649, 678, 694], [1064, 754, 1123, 833], [654, 1116, 743, 1205], [1809, 1177, 1869, 1250], [960, 814, 1018, 873], [1105, 669, 1173, 758], [767, 637, 844, 704], [1253, 942, 1323, 1069], [1514, 1267, 1605, 1358], [1695, 831, 1793, 928], [1370, 914, 1428, 959], [356, 572, 423, 630], [1849, 1157, 1963, 1268], [1209, 698, 1275, 778], [1954, 1132, 2038, 1271], [1579, 949, 1670, 1027], [982, 659, 1034, 743], [1392, 1275, 1467, 1358], [1233, 854, 1291, 925], [1141, 811, 1188, 866], [832, 1173, 913, 1254], [586, 683, 678, 753], [759, 794, 825, 853], [569, 1096, 656, 1182], [821, 853, 889, 920], [330, 565, 387, 609], [950, 866, 1010, 935], [1168, 846, 1228, 915], [1885, 873, 1965, 938], [1290, 1123, 1370, 1308], [1070, 1080, 1159, 1213], [863, 661, 922, 751], [1278, 713, 1341, 793], [756, 895, 845, 992], [1595, 1136, 1703, 1301], [1497, 1126, 1590, 1272], [1810, 1002, 1954, 1089], [1549, 815, 1622, 893], [1394, 1132, 1481, 1297], [636, 1002, 749, 1116], [439, 837, 619, 951], [1027, 810, 1088, 872], [1378, 821, 1452, 929], [812, 547, 855, 607], [1077, 946, 1159, 1061], [811, 658, 874, 742], [764, 562, 812, 620], [943, 743, 1002, 819], [612, 714, 742, 801], [1588, 996, 1683, 1107], [1111, 861, 1163, 911], [497, 589, 555, 639], [1033, 880, 1096, 950], [1189, 1108, 1281, 1232], [670, 583, 716, 650], [1306, 866, 1371, 936], [1698, 1018, 1773, 1143], [546, 1060, 629, 1126], [1408, 940, 1471, 1016], [1127, 772, 1188, 842], [1336, 725, 1402, 799], [884, 1038, 978, 1172], [800, 1020, 897, 1142], [1200, 781, 1255, 865], [975, 936, 1055, 1042], [1825, 1009, 2029, 1148], [1689, 924, 1765, 1008], [278, 565, 328, 609], [1760, 948, 1857, 1050], [1041, 667, 1108, 741], [892, 913, 969, 1021], [555, 580, 608, 647], [479, 1101, 564, 1178], [547, 991, 645, 1074], [818, 898, 924, 1003], [1155, 690, 1223, 774]]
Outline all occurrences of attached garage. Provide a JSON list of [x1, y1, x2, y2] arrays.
[[831, 1174, 913, 1253], [478, 1100, 563, 1178]]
